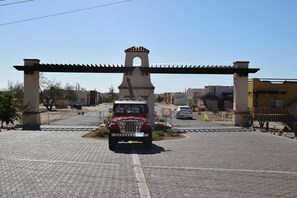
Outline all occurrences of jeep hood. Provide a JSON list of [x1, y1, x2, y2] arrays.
[[112, 116, 148, 123]]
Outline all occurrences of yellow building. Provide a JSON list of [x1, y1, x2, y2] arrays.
[[248, 78, 297, 115]]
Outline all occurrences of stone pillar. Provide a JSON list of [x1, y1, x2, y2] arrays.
[[233, 61, 249, 126], [119, 46, 155, 126], [124, 50, 149, 67], [23, 59, 41, 130]]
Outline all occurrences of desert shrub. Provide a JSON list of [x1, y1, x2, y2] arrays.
[[152, 131, 165, 141], [93, 128, 109, 138]]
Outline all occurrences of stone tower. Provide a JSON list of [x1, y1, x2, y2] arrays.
[[118, 46, 155, 125]]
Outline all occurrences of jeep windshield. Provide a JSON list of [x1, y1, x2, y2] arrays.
[[114, 104, 148, 116], [180, 107, 191, 110]]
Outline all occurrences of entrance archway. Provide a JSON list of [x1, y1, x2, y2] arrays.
[[14, 46, 260, 129]]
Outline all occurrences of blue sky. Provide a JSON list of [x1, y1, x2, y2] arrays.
[[1, 0, 297, 93]]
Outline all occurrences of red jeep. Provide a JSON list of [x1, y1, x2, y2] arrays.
[[108, 100, 152, 150]]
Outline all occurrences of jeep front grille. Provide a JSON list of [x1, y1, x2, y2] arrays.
[[117, 120, 143, 133]]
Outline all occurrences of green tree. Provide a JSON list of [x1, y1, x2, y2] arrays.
[[40, 74, 79, 110], [0, 92, 22, 128], [156, 95, 164, 103], [6, 81, 24, 100], [64, 84, 78, 104], [107, 85, 115, 102], [40, 82, 64, 111]]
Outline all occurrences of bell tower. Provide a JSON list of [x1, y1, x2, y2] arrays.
[[118, 46, 155, 125]]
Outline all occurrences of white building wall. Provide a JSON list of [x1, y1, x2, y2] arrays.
[[78, 91, 89, 106], [174, 92, 187, 106]]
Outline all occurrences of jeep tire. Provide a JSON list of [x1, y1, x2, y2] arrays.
[[143, 131, 152, 149], [108, 133, 117, 151]]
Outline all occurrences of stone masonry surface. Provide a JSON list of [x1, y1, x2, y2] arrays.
[[0, 125, 297, 197]]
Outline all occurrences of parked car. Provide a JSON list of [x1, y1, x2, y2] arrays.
[[74, 104, 82, 110], [175, 106, 193, 119]]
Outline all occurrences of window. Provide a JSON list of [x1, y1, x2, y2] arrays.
[[115, 104, 145, 114], [269, 100, 283, 108], [133, 57, 142, 66]]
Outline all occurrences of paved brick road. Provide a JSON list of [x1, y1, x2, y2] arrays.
[[0, 125, 297, 197]]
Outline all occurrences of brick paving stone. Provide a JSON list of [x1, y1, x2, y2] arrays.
[[139, 130, 297, 198], [0, 130, 139, 198], [139, 131, 297, 172], [142, 167, 297, 198], [1, 125, 297, 197]]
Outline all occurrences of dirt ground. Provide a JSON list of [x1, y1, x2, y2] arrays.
[[40, 105, 103, 124], [0, 106, 97, 129], [40, 109, 76, 124], [192, 111, 296, 139]]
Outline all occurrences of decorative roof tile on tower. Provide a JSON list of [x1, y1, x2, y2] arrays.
[[125, 46, 150, 53]]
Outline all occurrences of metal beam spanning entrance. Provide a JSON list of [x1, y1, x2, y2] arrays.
[[14, 64, 259, 75], [14, 46, 260, 129]]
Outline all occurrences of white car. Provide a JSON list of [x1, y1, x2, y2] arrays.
[[175, 106, 193, 119]]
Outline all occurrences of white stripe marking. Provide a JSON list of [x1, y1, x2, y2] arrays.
[[141, 165, 297, 175], [8, 157, 297, 176], [132, 154, 151, 198]]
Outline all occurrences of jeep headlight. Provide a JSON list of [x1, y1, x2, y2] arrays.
[[117, 121, 125, 129], [136, 121, 143, 127], [136, 120, 143, 131]]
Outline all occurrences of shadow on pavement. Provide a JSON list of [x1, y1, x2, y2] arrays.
[[114, 143, 166, 155], [175, 117, 196, 120]]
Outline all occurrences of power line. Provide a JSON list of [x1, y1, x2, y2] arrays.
[[0, 0, 132, 26], [0, 0, 34, 7]]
